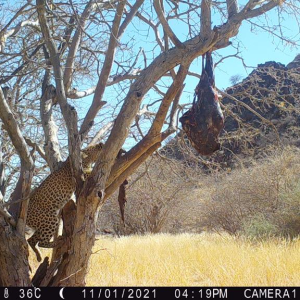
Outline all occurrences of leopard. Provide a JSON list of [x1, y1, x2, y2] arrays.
[[26, 142, 103, 262]]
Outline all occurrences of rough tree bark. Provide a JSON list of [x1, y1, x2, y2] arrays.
[[0, 86, 33, 286]]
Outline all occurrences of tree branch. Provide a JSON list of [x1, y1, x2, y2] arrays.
[[213, 0, 284, 50], [89, 122, 114, 146], [226, 0, 238, 18], [0, 87, 34, 234], [0, 206, 16, 228], [63, 0, 95, 92], [40, 84, 63, 171], [0, 88, 33, 170], [0, 2, 32, 36], [0, 20, 39, 52], [235, 0, 284, 22], [169, 83, 185, 131], [104, 143, 161, 200], [58, 16, 76, 55], [118, 0, 145, 38], [24, 137, 47, 161], [135, 10, 164, 50], [0, 139, 6, 197], [36, 0, 81, 177], [154, 0, 183, 48], [200, 0, 212, 37], [149, 63, 190, 137], [218, 88, 280, 137], [67, 87, 97, 99], [79, 0, 126, 140], [0, 43, 44, 85], [67, 70, 139, 100]]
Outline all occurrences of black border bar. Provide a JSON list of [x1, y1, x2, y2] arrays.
[[0, 287, 298, 300]]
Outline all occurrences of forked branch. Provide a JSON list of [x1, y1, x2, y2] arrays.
[[79, 1, 126, 140]]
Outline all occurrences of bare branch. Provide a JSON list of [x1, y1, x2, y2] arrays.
[[149, 63, 190, 137], [154, 0, 183, 48], [89, 122, 114, 146], [0, 43, 44, 85], [63, 0, 95, 92], [0, 87, 33, 170], [213, 0, 285, 49], [104, 143, 161, 200], [135, 10, 165, 50], [0, 20, 39, 52], [67, 87, 97, 99], [67, 70, 140, 99], [58, 16, 76, 55], [36, 0, 81, 176], [0, 143, 5, 197], [200, 0, 212, 37], [0, 206, 16, 228], [79, 1, 126, 140], [63, 0, 121, 91], [0, 85, 34, 228], [169, 83, 185, 131], [218, 88, 280, 139], [24, 138, 46, 161], [118, 0, 145, 38], [107, 72, 140, 86], [226, 0, 238, 18], [237, 0, 285, 21], [0, 2, 32, 35]]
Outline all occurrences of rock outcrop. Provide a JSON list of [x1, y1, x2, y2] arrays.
[[162, 54, 300, 169]]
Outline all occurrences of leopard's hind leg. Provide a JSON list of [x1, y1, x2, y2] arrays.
[[27, 231, 43, 262]]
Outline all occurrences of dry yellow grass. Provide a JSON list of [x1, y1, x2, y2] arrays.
[[29, 233, 300, 286], [83, 233, 300, 286]]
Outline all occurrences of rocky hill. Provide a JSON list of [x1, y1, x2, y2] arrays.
[[162, 54, 300, 169]]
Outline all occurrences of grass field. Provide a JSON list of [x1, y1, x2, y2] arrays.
[[82, 233, 300, 286]]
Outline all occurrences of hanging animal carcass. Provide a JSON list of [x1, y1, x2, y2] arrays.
[[179, 52, 224, 156]]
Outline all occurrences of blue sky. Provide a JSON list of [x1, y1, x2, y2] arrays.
[[206, 7, 299, 89], [130, 2, 300, 105]]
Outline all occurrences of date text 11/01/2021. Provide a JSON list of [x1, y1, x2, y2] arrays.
[[1, 287, 297, 300]]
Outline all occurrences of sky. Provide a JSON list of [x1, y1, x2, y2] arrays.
[[199, 6, 299, 89], [119, 2, 300, 111]]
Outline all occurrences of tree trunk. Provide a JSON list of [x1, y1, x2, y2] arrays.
[[50, 143, 161, 286], [55, 192, 101, 286], [0, 217, 31, 286]]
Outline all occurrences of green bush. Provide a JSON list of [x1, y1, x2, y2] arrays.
[[241, 214, 279, 239]]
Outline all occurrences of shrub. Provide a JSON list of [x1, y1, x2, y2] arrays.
[[199, 146, 300, 237], [241, 214, 279, 239], [97, 155, 204, 235], [273, 184, 300, 238]]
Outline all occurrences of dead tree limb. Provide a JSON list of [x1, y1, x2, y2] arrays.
[[79, 1, 126, 140]]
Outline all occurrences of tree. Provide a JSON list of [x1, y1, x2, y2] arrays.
[[0, 0, 298, 286]]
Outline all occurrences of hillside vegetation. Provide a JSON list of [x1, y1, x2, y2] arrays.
[[98, 146, 300, 238]]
